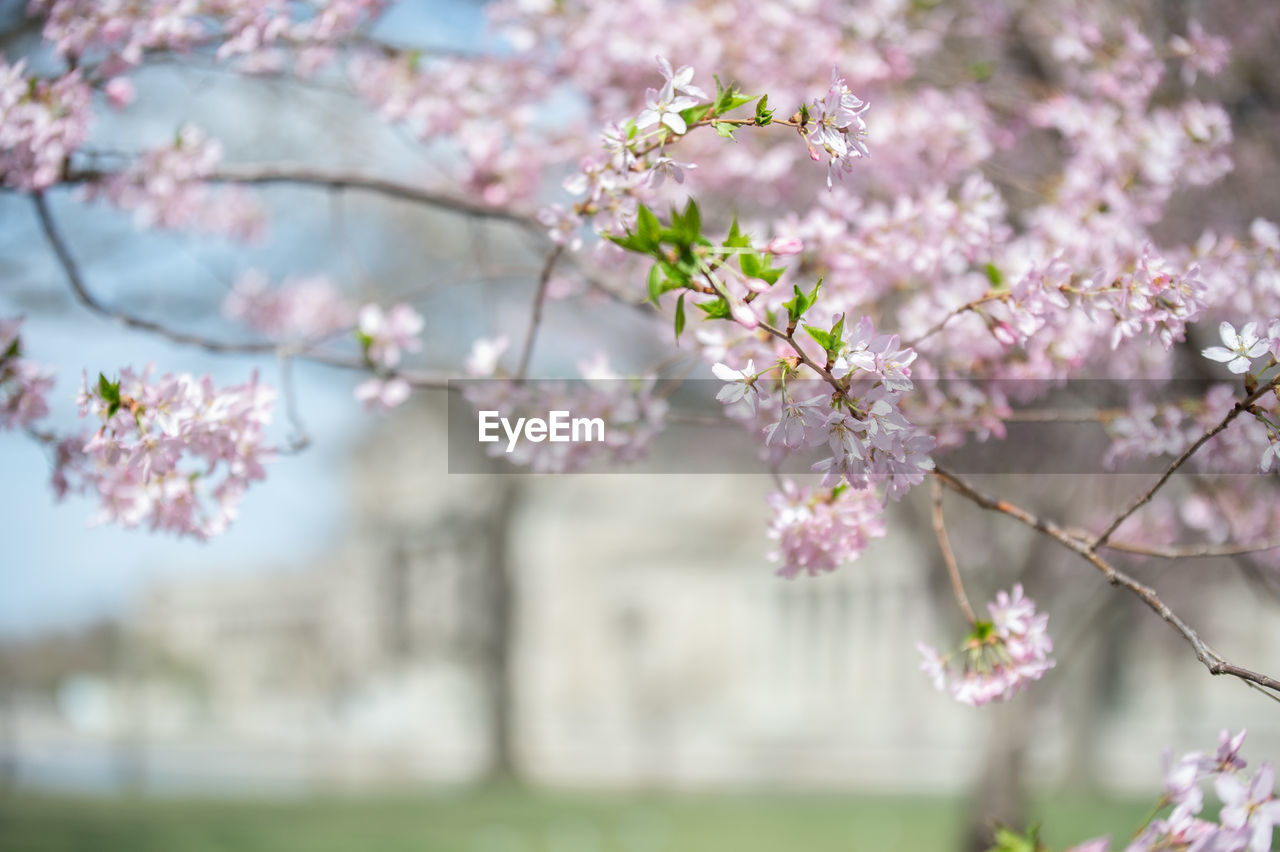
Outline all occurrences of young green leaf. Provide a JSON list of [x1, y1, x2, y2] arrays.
[[674, 293, 687, 341]]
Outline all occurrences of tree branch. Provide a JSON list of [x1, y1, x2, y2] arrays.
[[1094, 375, 1280, 547], [515, 244, 564, 380], [931, 479, 977, 624], [932, 466, 1280, 700], [32, 192, 456, 391], [63, 163, 539, 230]]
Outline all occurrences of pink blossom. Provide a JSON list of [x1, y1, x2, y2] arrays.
[[767, 480, 886, 577], [223, 271, 354, 340], [0, 317, 55, 430], [465, 336, 510, 377], [763, 237, 804, 256], [711, 360, 760, 413], [1216, 764, 1280, 852], [104, 78, 135, 109], [803, 67, 870, 187], [1203, 321, 1269, 374], [357, 303, 424, 369], [58, 367, 275, 540], [0, 60, 90, 190], [354, 376, 411, 412], [85, 124, 264, 239], [918, 584, 1054, 706]]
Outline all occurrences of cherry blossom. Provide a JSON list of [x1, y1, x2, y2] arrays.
[[1203, 321, 1271, 374], [223, 271, 354, 341], [918, 584, 1054, 707], [354, 376, 411, 412], [58, 367, 275, 540], [802, 68, 870, 187], [0, 59, 90, 190], [0, 318, 55, 431], [766, 480, 886, 577], [85, 124, 264, 239], [357, 303, 424, 369]]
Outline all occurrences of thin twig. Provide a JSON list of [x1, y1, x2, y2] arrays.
[[1094, 375, 1280, 547], [932, 466, 1280, 701], [515, 244, 564, 380], [63, 164, 538, 230], [1101, 537, 1280, 559], [931, 479, 977, 624], [32, 192, 457, 392], [33, 192, 280, 355], [903, 291, 1011, 349]]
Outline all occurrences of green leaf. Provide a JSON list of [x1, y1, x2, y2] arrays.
[[830, 313, 846, 345], [983, 824, 1040, 852], [739, 250, 762, 279], [756, 266, 783, 286], [984, 262, 1004, 288], [647, 265, 664, 306], [678, 103, 713, 128], [782, 278, 823, 324], [668, 199, 702, 246], [1, 337, 19, 361], [969, 61, 994, 82], [97, 373, 120, 404], [98, 373, 122, 418], [696, 298, 733, 320], [724, 216, 750, 249], [674, 293, 686, 341], [636, 204, 661, 250], [711, 76, 755, 116], [803, 324, 835, 351], [713, 121, 737, 140], [755, 94, 774, 126], [684, 199, 701, 240]]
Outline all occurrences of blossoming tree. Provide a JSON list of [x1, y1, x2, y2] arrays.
[[3, 0, 1280, 848]]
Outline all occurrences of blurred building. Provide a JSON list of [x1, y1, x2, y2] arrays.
[[6, 398, 1280, 796]]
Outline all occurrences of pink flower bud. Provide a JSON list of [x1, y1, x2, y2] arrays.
[[729, 296, 759, 330], [105, 78, 135, 109], [764, 237, 804, 256]]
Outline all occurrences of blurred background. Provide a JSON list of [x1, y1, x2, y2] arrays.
[[2, 1, 1280, 850]]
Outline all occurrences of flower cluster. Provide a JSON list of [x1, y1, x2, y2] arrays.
[[801, 68, 870, 187], [0, 60, 90, 191], [85, 124, 264, 239], [917, 584, 1054, 707], [551, 56, 713, 243], [356, 303, 423, 370], [223, 270, 355, 341], [1100, 248, 1208, 350], [766, 480, 886, 577], [0, 318, 55, 431], [31, 0, 383, 74], [58, 367, 275, 540], [714, 316, 935, 503], [1067, 729, 1279, 852]]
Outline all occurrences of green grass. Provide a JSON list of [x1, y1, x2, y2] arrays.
[[0, 788, 1150, 852]]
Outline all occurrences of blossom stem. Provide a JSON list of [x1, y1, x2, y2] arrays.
[[931, 479, 977, 624]]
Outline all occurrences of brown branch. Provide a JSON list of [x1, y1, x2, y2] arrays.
[[931, 479, 976, 624], [903, 291, 1011, 349], [1101, 537, 1280, 560], [515, 244, 565, 381], [1094, 375, 1280, 547], [32, 192, 456, 392], [33, 192, 279, 355], [63, 164, 538, 230], [932, 466, 1280, 700]]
